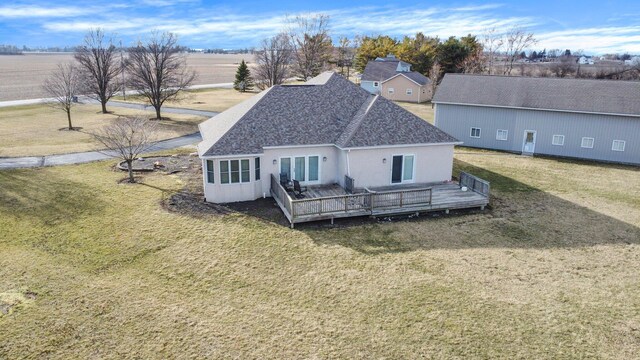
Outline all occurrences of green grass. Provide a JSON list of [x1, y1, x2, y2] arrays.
[[1, 149, 639, 358]]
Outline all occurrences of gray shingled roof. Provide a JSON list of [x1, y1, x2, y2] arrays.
[[433, 74, 640, 117], [201, 72, 458, 156], [396, 72, 430, 86], [362, 60, 430, 85], [361, 61, 400, 82]]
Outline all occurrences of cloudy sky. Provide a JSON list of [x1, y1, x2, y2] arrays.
[[1, 0, 639, 54]]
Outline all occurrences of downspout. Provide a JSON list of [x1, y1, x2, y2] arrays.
[[346, 149, 351, 177]]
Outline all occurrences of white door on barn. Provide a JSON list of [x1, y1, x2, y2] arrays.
[[522, 130, 537, 154]]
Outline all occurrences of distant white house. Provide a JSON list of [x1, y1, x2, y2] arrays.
[[624, 57, 640, 66], [578, 56, 594, 65]]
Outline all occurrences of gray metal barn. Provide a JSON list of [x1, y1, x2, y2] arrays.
[[433, 74, 640, 165]]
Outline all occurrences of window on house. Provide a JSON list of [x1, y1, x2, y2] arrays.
[[552, 135, 565, 146], [391, 155, 415, 184], [496, 129, 508, 141], [581, 137, 594, 149], [470, 127, 481, 138], [612, 140, 626, 152], [220, 159, 250, 184], [206, 160, 214, 183], [406, 88, 413, 95], [388, 87, 395, 94], [254, 157, 261, 180], [308, 156, 319, 182], [241, 159, 250, 182], [373, 81, 379, 87]]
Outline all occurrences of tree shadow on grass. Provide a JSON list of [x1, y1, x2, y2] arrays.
[[298, 159, 640, 254], [0, 169, 104, 225]]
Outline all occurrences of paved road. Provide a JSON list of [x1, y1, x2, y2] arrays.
[[0, 133, 204, 169]]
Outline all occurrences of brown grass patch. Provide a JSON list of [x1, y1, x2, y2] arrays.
[[0, 103, 206, 157]]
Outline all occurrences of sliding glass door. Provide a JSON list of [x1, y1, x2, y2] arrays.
[[280, 155, 320, 184]]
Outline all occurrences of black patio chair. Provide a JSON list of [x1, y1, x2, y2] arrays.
[[293, 180, 307, 198]]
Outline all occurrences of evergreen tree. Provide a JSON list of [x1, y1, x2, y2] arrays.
[[233, 60, 254, 92]]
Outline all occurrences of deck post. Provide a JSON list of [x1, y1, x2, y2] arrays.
[[370, 193, 375, 214], [331, 217, 334, 225], [445, 209, 450, 214], [399, 192, 403, 207]]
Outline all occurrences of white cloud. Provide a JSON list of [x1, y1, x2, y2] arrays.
[[29, 3, 640, 53], [0, 5, 90, 18]]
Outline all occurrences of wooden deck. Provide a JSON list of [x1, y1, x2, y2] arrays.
[[270, 173, 490, 227]]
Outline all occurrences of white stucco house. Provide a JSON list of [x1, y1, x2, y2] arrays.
[[198, 72, 489, 225]]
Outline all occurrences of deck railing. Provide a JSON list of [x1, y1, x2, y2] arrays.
[[271, 173, 434, 225], [369, 188, 433, 210], [270, 174, 293, 218], [459, 172, 490, 197]]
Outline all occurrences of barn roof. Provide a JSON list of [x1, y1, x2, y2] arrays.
[[433, 74, 640, 117]]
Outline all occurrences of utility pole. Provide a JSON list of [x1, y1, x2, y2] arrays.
[[120, 40, 126, 100]]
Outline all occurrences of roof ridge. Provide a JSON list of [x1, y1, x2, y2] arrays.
[[445, 73, 640, 84], [336, 95, 379, 147]]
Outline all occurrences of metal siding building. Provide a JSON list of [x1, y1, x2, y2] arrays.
[[433, 75, 640, 165]]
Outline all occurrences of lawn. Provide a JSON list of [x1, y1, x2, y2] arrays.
[[0, 104, 207, 157], [114, 88, 256, 112], [396, 101, 435, 123], [1, 148, 638, 358]]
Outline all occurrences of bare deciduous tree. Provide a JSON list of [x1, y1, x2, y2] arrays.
[[287, 14, 332, 81], [74, 28, 121, 114], [92, 116, 158, 183], [550, 56, 577, 78], [481, 27, 503, 75], [42, 63, 81, 130], [503, 27, 537, 76], [459, 46, 485, 74], [429, 61, 443, 96], [254, 32, 293, 90], [126, 32, 196, 119]]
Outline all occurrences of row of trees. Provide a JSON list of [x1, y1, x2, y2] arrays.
[[44, 29, 196, 129]]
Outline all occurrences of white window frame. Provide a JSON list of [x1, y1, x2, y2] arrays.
[[219, 159, 251, 184], [373, 81, 379, 87], [470, 127, 481, 138], [279, 155, 321, 185], [388, 87, 395, 94], [205, 160, 215, 184], [496, 129, 508, 141], [612, 140, 626, 152], [552, 135, 565, 146], [390, 154, 416, 185], [581, 137, 595, 149], [406, 88, 413, 95]]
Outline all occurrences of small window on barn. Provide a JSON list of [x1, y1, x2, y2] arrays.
[[373, 81, 379, 87], [496, 129, 508, 141], [206, 160, 214, 183], [388, 88, 395, 94], [612, 140, 626, 152], [581, 137, 594, 149], [470, 127, 481, 138], [406, 88, 413, 95], [552, 135, 565, 146]]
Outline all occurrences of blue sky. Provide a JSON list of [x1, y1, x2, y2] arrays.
[[1, 1, 640, 54]]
